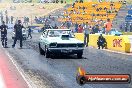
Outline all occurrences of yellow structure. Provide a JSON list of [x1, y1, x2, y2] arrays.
[[75, 33, 131, 53], [60, 1, 122, 25]]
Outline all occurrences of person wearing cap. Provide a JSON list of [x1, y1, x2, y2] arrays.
[[0, 21, 8, 48], [12, 20, 24, 48]]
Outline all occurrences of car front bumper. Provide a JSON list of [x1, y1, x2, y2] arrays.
[[48, 47, 84, 54]]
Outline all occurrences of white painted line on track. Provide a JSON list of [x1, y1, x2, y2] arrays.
[[4, 50, 36, 88], [0, 45, 37, 88], [0, 70, 6, 88]]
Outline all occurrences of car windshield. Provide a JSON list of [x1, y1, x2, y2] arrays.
[[47, 30, 74, 38]]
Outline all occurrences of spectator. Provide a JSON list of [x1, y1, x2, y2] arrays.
[[11, 16, 14, 24], [123, 0, 127, 5], [66, 20, 71, 29], [80, 0, 83, 3], [60, 23, 66, 29], [74, 22, 78, 32], [83, 22, 90, 47], [104, 6, 107, 10], [75, 0, 78, 3], [1, 14, 3, 23], [101, 26, 106, 34], [99, 7, 102, 10], [81, 22, 85, 27], [6, 15, 8, 24], [82, 10, 86, 15], [61, 0, 63, 3], [96, 8, 99, 12], [125, 22, 129, 32], [27, 26, 32, 39], [54, 24, 58, 29], [130, 24, 132, 32], [78, 24, 83, 33], [119, 24, 123, 31], [104, 18, 112, 34], [82, 6, 85, 10], [72, 2, 75, 8], [51, 17, 56, 28], [92, 25, 99, 34]]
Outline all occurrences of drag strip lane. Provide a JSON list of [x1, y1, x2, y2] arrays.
[[0, 46, 29, 88], [4, 33, 132, 88], [0, 70, 6, 88]]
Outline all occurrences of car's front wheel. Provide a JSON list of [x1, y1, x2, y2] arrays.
[[77, 52, 83, 59], [45, 48, 50, 58], [39, 43, 45, 55]]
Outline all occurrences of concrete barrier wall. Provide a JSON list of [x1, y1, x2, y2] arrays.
[[75, 33, 131, 53]]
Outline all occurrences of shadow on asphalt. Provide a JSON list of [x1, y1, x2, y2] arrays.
[[49, 54, 86, 59]]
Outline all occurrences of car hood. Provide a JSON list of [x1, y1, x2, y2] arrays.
[[46, 37, 83, 44]]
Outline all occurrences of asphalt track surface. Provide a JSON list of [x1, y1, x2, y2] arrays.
[[0, 44, 29, 88], [1, 32, 132, 88]]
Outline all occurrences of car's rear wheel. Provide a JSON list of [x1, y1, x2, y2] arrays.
[[39, 43, 45, 55], [45, 48, 50, 58], [77, 52, 83, 59]]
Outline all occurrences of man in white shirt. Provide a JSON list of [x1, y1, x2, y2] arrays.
[[83, 22, 90, 47]]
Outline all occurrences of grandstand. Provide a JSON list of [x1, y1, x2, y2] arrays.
[[0, 0, 131, 30], [58, 1, 123, 26]]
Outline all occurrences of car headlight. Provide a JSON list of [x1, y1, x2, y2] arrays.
[[50, 42, 57, 48], [77, 43, 84, 47]]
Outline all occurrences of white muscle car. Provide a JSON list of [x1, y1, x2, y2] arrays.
[[39, 29, 84, 58]]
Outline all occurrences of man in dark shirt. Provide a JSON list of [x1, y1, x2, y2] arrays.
[[92, 25, 99, 34], [0, 21, 8, 48], [12, 20, 24, 48], [97, 34, 107, 49], [27, 26, 32, 39]]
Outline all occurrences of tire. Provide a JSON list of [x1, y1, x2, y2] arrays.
[[79, 76, 86, 85], [12, 37, 14, 40], [45, 48, 50, 58], [39, 43, 45, 55], [77, 51, 83, 59], [76, 75, 86, 86]]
